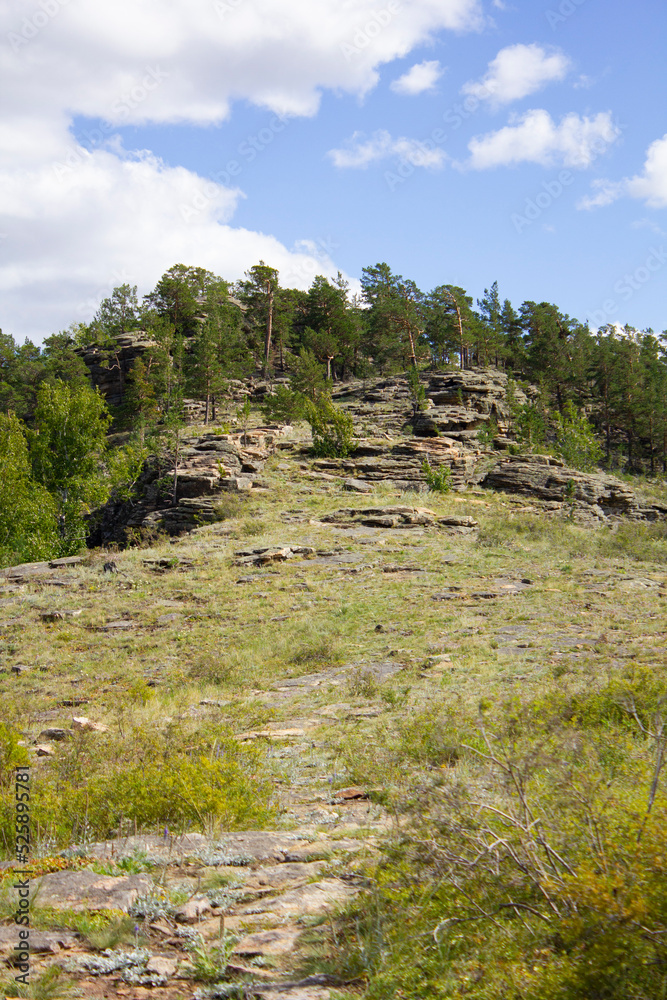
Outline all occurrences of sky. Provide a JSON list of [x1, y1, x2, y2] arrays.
[[1, 0, 666, 344]]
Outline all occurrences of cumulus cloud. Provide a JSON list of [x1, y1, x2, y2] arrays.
[[466, 109, 620, 170], [0, 141, 344, 340], [578, 133, 667, 211], [461, 43, 570, 107], [328, 130, 447, 169], [390, 60, 444, 96], [1, 0, 484, 128], [625, 134, 667, 208], [0, 0, 483, 339]]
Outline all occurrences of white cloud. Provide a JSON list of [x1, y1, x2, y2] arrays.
[[0, 0, 483, 340], [461, 43, 570, 107], [625, 134, 667, 208], [577, 179, 624, 210], [466, 109, 620, 170], [328, 130, 447, 169], [0, 0, 484, 132], [578, 134, 667, 211], [0, 141, 346, 340], [390, 60, 444, 96]]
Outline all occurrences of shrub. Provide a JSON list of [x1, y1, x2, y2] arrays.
[[554, 402, 603, 471], [330, 685, 667, 1000], [304, 396, 354, 458], [0, 725, 274, 855], [406, 367, 427, 415], [422, 459, 452, 493], [0, 413, 58, 567]]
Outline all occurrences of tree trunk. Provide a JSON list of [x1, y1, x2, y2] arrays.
[[264, 283, 274, 374], [172, 427, 181, 506], [407, 329, 417, 367]]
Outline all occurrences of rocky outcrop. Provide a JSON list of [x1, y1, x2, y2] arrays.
[[78, 333, 155, 408], [320, 506, 478, 531], [481, 454, 667, 521], [80, 333, 256, 412], [412, 369, 527, 442], [311, 437, 481, 491], [88, 429, 277, 545]]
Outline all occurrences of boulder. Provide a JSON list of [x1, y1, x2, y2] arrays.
[[481, 455, 666, 520]]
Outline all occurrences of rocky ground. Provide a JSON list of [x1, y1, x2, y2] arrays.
[[1, 371, 665, 998]]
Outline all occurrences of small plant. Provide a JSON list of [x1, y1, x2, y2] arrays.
[[304, 396, 354, 458], [554, 402, 604, 471], [236, 397, 252, 444], [291, 636, 341, 667], [476, 417, 499, 449], [0, 966, 80, 999], [564, 477, 577, 520], [190, 929, 240, 984], [406, 367, 427, 416], [347, 667, 378, 699], [421, 459, 452, 493]]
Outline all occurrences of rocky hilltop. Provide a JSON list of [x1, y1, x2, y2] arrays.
[[89, 367, 665, 545]]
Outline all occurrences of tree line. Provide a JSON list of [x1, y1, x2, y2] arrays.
[[1, 259, 666, 479]]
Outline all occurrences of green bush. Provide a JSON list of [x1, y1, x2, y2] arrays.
[[331, 684, 667, 1000], [0, 413, 58, 567], [304, 396, 354, 458], [0, 725, 274, 855], [422, 459, 452, 492], [554, 402, 603, 471]]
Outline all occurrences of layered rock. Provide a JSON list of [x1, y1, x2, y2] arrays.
[[481, 454, 667, 521], [78, 333, 155, 408], [412, 369, 527, 442], [88, 429, 276, 545], [311, 437, 480, 491]]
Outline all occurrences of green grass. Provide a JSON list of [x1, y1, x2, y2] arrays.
[[0, 432, 665, 995]]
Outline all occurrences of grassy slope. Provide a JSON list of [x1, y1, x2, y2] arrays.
[[0, 427, 666, 997]]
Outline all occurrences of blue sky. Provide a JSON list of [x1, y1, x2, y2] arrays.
[[1, 0, 666, 342]]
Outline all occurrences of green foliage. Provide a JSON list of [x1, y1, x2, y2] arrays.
[[0, 721, 30, 784], [332, 684, 667, 1000], [0, 965, 80, 998], [421, 458, 452, 492], [507, 382, 547, 451], [261, 384, 303, 424], [553, 401, 604, 471], [0, 413, 58, 566], [304, 395, 354, 458], [477, 417, 499, 449], [0, 725, 274, 854], [92, 283, 140, 340], [28, 380, 112, 553], [406, 366, 427, 414], [189, 931, 240, 983], [290, 348, 330, 401]]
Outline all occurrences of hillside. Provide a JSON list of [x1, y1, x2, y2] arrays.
[[0, 382, 666, 999]]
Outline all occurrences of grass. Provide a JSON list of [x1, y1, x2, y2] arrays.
[[0, 419, 665, 995]]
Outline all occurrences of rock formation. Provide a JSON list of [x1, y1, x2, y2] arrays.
[[88, 428, 279, 546], [481, 454, 667, 521]]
